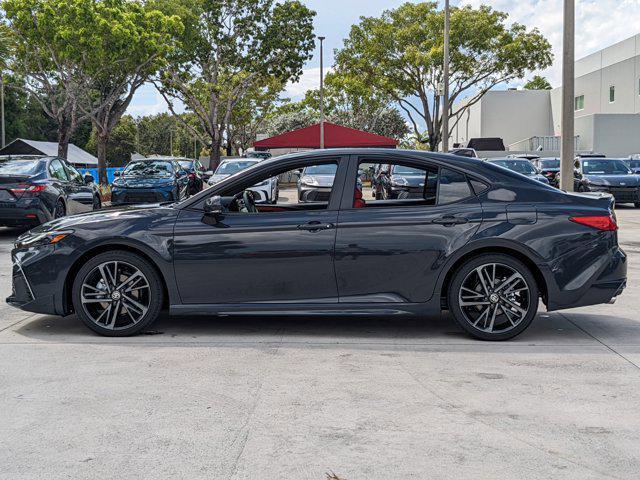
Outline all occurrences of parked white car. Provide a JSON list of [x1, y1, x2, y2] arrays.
[[207, 158, 279, 203]]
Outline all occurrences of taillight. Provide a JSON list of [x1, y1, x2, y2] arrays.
[[10, 184, 47, 195], [570, 215, 618, 231]]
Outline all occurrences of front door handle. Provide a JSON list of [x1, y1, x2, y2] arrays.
[[297, 221, 335, 231], [432, 215, 469, 226]]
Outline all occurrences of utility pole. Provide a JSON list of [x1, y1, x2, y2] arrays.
[[318, 36, 326, 149], [442, 0, 450, 153], [560, 0, 575, 191]]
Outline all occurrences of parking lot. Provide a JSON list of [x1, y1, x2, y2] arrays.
[[0, 207, 639, 479]]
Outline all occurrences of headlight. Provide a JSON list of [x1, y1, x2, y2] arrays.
[[301, 176, 318, 186], [15, 230, 73, 249], [390, 175, 408, 186], [588, 183, 609, 191]]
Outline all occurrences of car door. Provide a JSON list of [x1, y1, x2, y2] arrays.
[[63, 161, 94, 212], [334, 154, 484, 304], [172, 155, 348, 305], [47, 158, 78, 213]]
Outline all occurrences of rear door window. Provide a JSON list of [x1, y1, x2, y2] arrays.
[[438, 168, 473, 204], [49, 159, 69, 181]]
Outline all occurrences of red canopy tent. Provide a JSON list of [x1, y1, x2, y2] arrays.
[[254, 122, 398, 150]]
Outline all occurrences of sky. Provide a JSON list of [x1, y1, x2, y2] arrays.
[[127, 0, 640, 117]]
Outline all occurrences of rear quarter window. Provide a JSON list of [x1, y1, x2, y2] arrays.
[[438, 168, 473, 204]]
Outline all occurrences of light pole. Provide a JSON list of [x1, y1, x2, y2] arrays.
[[560, 0, 575, 191], [442, 0, 450, 153], [318, 36, 326, 149]]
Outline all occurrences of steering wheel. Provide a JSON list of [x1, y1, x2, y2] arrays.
[[242, 190, 258, 213]]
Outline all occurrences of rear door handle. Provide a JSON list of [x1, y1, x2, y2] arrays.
[[297, 221, 335, 231], [432, 215, 469, 226]]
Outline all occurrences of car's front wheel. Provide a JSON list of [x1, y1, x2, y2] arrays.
[[72, 251, 164, 336], [448, 254, 539, 341]]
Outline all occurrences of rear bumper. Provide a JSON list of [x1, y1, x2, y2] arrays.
[[546, 247, 627, 311], [0, 203, 50, 226]]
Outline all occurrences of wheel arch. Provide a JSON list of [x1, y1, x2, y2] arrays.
[[438, 244, 549, 310], [63, 242, 170, 315]]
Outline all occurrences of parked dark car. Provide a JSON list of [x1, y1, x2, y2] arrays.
[[297, 163, 338, 202], [111, 158, 190, 205], [625, 158, 640, 175], [486, 158, 550, 184], [0, 155, 100, 227], [372, 163, 438, 199], [176, 158, 207, 194], [531, 157, 560, 186], [8, 149, 627, 341], [572, 157, 640, 207], [450, 148, 478, 158]]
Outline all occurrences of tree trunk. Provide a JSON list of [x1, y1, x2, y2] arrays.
[[57, 125, 70, 159], [429, 132, 439, 152], [209, 138, 222, 172], [97, 134, 109, 186]]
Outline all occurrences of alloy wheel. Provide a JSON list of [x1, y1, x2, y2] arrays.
[[80, 261, 151, 331], [457, 262, 531, 334], [54, 200, 66, 219]]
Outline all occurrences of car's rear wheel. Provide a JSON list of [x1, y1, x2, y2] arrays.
[[448, 254, 539, 341], [54, 199, 66, 219], [634, 202, 640, 208], [72, 251, 164, 336]]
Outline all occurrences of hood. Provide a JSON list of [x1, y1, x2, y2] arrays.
[[115, 176, 175, 188], [209, 173, 230, 184], [301, 174, 335, 187], [584, 174, 640, 187], [31, 203, 179, 233]]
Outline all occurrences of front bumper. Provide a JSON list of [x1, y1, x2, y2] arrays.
[[299, 186, 332, 203], [111, 186, 176, 205], [6, 247, 59, 315], [589, 186, 640, 204]]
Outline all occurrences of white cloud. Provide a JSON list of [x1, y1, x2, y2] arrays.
[[284, 67, 333, 100], [460, 0, 640, 86]]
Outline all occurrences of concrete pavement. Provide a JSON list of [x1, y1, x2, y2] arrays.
[[0, 208, 639, 479]]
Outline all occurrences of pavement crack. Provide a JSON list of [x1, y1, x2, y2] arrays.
[[559, 312, 640, 371]]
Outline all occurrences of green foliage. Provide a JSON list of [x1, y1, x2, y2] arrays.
[[334, 2, 553, 150], [524, 75, 552, 90], [154, 0, 315, 167], [262, 109, 318, 137], [135, 112, 203, 158]]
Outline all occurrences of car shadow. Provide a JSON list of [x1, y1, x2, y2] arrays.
[[12, 309, 612, 350]]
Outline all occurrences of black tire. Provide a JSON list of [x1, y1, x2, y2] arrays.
[[54, 199, 66, 219], [93, 195, 102, 210], [634, 202, 640, 208], [72, 251, 164, 337], [447, 253, 539, 341]]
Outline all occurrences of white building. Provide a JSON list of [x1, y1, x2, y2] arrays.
[[452, 34, 640, 157]]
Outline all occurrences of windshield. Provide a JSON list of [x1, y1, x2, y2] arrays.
[[582, 160, 630, 175], [628, 160, 640, 169], [0, 159, 44, 176], [303, 164, 337, 175], [491, 160, 536, 174], [216, 160, 257, 175], [177, 160, 193, 170], [539, 159, 560, 169], [392, 165, 425, 175], [124, 161, 174, 177]]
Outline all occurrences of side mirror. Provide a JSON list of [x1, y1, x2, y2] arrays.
[[294, 169, 303, 177], [84, 174, 95, 185], [203, 195, 223, 217]]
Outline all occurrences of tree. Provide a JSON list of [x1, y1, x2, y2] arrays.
[[262, 109, 317, 137], [153, 0, 315, 170], [3, 0, 91, 157], [334, 2, 553, 151], [86, 115, 136, 167], [524, 75, 552, 90], [135, 112, 204, 158], [12, 0, 181, 183]]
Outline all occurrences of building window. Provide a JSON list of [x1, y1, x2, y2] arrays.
[[574, 95, 585, 111], [609, 85, 615, 103]]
